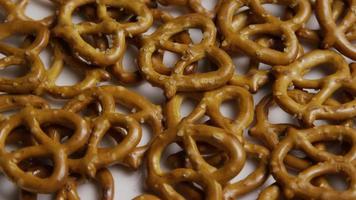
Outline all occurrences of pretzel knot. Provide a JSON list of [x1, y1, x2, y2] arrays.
[[139, 14, 234, 98], [271, 125, 356, 199], [166, 85, 254, 142], [146, 122, 245, 199], [273, 50, 356, 126], [53, 0, 153, 67], [0, 0, 49, 94], [316, 0, 356, 60], [64, 85, 162, 170], [0, 107, 90, 193], [218, 0, 311, 65]]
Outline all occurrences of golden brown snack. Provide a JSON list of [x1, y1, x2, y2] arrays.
[[165, 85, 254, 142], [273, 50, 356, 126], [64, 85, 163, 169], [0, 107, 90, 193], [53, 0, 153, 67], [218, 0, 310, 65], [316, 0, 356, 60], [139, 14, 234, 98], [271, 125, 356, 199]]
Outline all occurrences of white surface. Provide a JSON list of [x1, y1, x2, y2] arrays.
[[0, 0, 353, 199]]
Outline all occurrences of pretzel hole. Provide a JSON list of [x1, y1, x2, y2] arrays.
[[54, 64, 85, 86], [180, 98, 198, 118], [220, 99, 239, 119], [193, 56, 219, 74], [78, 102, 103, 119], [19, 157, 54, 178], [197, 142, 227, 168], [268, 103, 297, 124], [100, 127, 127, 148], [5, 127, 33, 153], [312, 173, 350, 191], [231, 53, 251, 74], [261, 4, 286, 19], [24, 0, 55, 20], [139, 123, 153, 147], [0, 64, 30, 79], [173, 182, 205, 199], [201, 0, 218, 11], [39, 47, 52, 70], [289, 149, 307, 159], [72, 8, 89, 24], [162, 50, 180, 69], [304, 13, 320, 30], [161, 143, 184, 172], [123, 43, 139, 72], [0, 7, 6, 23], [319, 140, 351, 156], [2, 34, 27, 48], [187, 28, 203, 44], [302, 63, 336, 80]]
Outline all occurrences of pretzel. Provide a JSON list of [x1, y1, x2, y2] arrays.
[[133, 194, 161, 200], [165, 85, 254, 142], [64, 85, 162, 170], [157, 0, 223, 19], [146, 122, 244, 199], [138, 14, 234, 98], [217, 0, 310, 65], [110, 9, 196, 84], [271, 125, 356, 199], [0, 107, 90, 193], [35, 39, 110, 98], [0, 0, 50, 94], [316, 0, 356, 60], [53, 0, 153, 67], [56, 168, 114, 200], [273, 50, 356, 126]]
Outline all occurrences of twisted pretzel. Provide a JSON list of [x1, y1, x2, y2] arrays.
[[0, 0, 49, 94], [218, 0, 310, 65], [165, 85, 254, 142], [53, 0, 153, 67], [0, 107, 90, 193], [316, 0, 356, 60], [146, 122, 244, 199], [271, 125, 356, 199], [139, 14, 234, 98], [64, 85, 163, 169], [273, 50, 356, 126]]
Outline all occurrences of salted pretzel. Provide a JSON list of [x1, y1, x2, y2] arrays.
[[146, 121, 244, 199], [316, 0, 356, 60], [53, 0, 153, 67], [138, 13, 234, 98], [56, 168, 114, 200], [165, 85, 254, 142], [35, 39, 110, 98], [157, 0, 223, 19], [273, 50, 356, 126], [0, 107, 90, 193], [101, 9, 196, 84], [0, 0, 50, 94], [271, 125, 356, 199], [218, 0, 311, 65], [64, 85, 162, 170]]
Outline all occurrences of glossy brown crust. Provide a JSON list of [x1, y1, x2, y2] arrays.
[[0, 107, 90, 193], [316, 0, 356, 60], [165, 85, 254, 142], [53, 0, 153, 67], [218, 0, 310, 65], [0, 0, 49, 94], [273, 50, 356, 126], [139, 14, 234, 98], [271, 125, 356, 199], [64, 85, 163, 170]]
